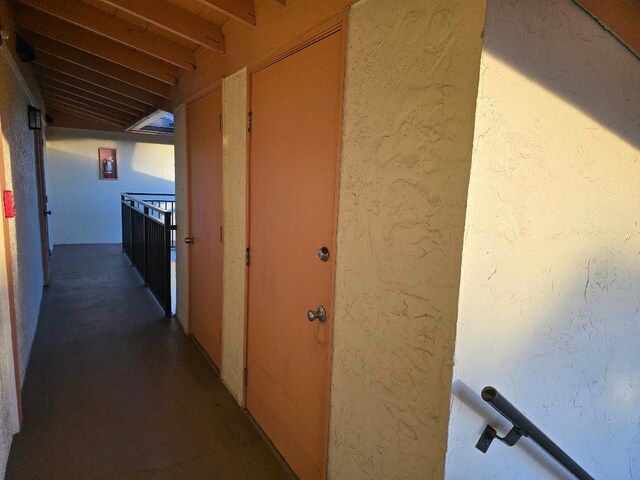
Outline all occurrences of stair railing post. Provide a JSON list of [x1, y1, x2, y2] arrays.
[[163, 210, 172, 317], [143, 205, 148, 286]]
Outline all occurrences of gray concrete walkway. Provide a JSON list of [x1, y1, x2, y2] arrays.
[[6, 244, 292, 480]]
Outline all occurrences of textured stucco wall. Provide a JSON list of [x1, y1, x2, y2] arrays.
[[220, 69, 247, 404], [0, 51, 43, 387], [329, 1, 486, 478], [173, 104, 189, 333], [45, 128, 174, 245], [0, 207, 17, 479], [446, 1, 640, 479], [0, 65, 19, 476], [0, 37, 44, 474]]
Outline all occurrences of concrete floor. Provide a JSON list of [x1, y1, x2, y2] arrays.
[[6, 244, 293, 480]]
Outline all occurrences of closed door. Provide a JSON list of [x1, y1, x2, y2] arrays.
[[187, 90, 223, 368], [34, 130, 51, 285], [247, 31, 343, 480]]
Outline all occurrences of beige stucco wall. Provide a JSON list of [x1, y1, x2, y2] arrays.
[[173, 104, 189, 333], [0, 47, 43, 386], [0, 181, 17, 479], [0, 59, 19, 472], [0, 19, 46, 474], [328, 0, 486, 478], [220, 69, 247, 404], [446, 0, 640, 478]]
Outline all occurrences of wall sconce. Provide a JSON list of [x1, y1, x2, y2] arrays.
[[28, 106, 42, 130]]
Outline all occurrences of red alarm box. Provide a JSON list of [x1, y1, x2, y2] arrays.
[[3, 191, 15, 218]]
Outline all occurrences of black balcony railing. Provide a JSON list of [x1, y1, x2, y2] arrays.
[[121, 192, 175, 317], [476, 386, 594, 480], [141, 197, 176, 248]]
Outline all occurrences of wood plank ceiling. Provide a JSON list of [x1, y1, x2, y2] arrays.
[[13, 0, 282, 130]]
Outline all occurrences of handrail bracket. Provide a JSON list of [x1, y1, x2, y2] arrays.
[[472, 386, 594, 480], [475, 424, 525, 453]]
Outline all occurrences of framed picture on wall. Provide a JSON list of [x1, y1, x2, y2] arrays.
[[98, 147, 118, 180]]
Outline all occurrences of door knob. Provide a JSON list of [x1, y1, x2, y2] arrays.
[[184, 236, 194, 244], [316, 246, 329, 262], [45, 210, 52, 215], [307, 306, 327, 323]]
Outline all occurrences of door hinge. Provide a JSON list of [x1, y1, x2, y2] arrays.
[[219, 113, 222, 132], [247, 111, 252, 133], [244, 367, 248, 386], [246, 247, 250, 266]]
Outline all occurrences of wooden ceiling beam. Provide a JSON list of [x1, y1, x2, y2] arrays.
[[44, 99, 131, 127], [194, 0, 256, 27], [34, 52, 160, 106], [36, 79, 149, 116], [20, 30, 171, 98], [95, 0, 224, 53], [42, 92, 136, 124], [39, 84, 143, 117], [34, 66, 151, 114], [14, 5, 178, 84], [43, 96, 135, 126], [18, 0, 195, 69], [47, 107, 127, 131], [48, 107, 127, 129]]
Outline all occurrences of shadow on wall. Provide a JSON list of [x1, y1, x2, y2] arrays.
[[483, 0, 640, 149], [0, 119, 44, 387], [448, 255, 640, 480], [48, 135, 175, 184], [46, 147, 174, 245], [446, 1, 640, 478], [0, 124, 43, 285]]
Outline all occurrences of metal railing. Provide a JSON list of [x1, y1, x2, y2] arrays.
[[126, 192, 176, 248], [121, 192, 175, 317], [476, 386, 594, 480]]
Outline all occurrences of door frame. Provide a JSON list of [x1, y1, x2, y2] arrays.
[[34, 129, 51, 286], [243, 12, 348, 478], [186, 85, 223, 364]]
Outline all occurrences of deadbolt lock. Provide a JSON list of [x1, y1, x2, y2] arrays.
[[307, 306, 327, 323], [316, 247, 329, 262]]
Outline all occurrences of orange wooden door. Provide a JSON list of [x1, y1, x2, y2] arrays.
[[187, 90, 223, 368], [247, 32, 343, 480]]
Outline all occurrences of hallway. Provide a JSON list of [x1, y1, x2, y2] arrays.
[[5, 245, 292, 480]]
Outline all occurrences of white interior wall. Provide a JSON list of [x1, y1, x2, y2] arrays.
[[45, 128, 175, 245], [446, 1, 640, 478]]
